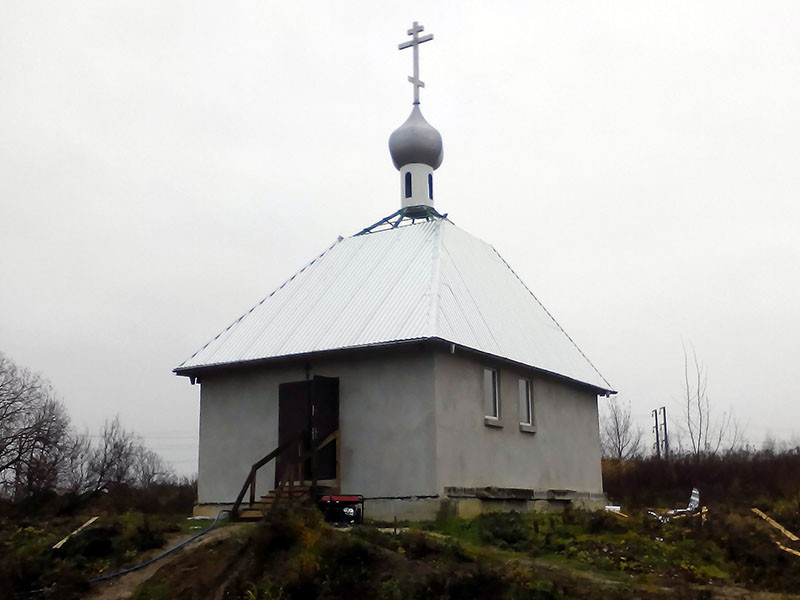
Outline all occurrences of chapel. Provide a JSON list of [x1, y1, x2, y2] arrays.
[[176, 22, 613, 520]]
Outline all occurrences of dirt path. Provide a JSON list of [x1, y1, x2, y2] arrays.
[[84, 524, 249, 600]]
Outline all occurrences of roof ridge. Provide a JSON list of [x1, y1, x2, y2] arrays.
[[438, 223, 502, 350], [175, 236, 345, 370], [427, 220, 444, 338], [489, 245, 613, 391]]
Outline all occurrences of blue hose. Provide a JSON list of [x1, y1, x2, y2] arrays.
[[26, 509, 231, 596]]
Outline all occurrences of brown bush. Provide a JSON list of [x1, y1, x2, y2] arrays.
[[602, 451, 800, 509]]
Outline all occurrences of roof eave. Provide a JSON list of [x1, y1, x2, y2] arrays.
[[174, 336, 615, 395], [172, 337, 430, 378], [425, 338, 616, 396]]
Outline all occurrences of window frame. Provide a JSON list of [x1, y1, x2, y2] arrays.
[[483, 367, 502, 427], [518, 377, 536, 433]]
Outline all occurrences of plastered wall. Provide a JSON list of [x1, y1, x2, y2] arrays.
[[197, 346, 437, 504], [433, 350, 603, 494], [196, 343, 603, 506]]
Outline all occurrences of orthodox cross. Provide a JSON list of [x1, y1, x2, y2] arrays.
[[398, 21, 433, 104]]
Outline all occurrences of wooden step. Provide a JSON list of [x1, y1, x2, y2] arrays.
[[259, 486, 311, 498], [237, 499, 310, 520], [236, 483, 333, 520], [260, 489, 310, 499], [238, 509, 267, 520]]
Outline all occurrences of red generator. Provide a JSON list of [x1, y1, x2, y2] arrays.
[[319, 495, 364, 525]]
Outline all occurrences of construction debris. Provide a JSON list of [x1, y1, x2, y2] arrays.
[[751, 508, 800, 542], [668, 487, 700, 516], [749, 507, 800, 559], [604, 505, 630, 518], [52, 516, 99, 550], [647, 487, 702, 523], [777, 542, 800, 558]]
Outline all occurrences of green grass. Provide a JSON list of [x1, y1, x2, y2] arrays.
[[130, 504, 800, 599], [0, 509, 191, 599], [424, 510, 736, 585]]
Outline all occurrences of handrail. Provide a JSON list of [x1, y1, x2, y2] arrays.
[[231, 431, 304, 519], [231, 429, 340, 519], [274, 430, 339, 494]]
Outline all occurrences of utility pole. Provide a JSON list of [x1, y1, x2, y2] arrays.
[[659, 406, 669, 458], [652, 409, 661, 458]]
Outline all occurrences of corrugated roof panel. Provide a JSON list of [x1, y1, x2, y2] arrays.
[[177, 218, 611, 392], [178, 222, 438, 370], [287, 223, 434, 351], [437, 222, 609, 389]]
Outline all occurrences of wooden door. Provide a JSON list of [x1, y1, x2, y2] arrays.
[[276, 380, 311, 486], [310, 376, 339, 480]]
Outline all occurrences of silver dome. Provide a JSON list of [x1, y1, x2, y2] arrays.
[[388, 105, 443, 170]]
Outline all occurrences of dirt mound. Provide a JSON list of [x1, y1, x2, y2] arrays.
[[130, 506, 800, 600]]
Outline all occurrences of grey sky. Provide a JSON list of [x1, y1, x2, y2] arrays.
[[2, 2, 798, 473]]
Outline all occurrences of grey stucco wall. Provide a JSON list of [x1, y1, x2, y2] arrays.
[[434, 350, 603, 494], [197, 346, 437, 504]]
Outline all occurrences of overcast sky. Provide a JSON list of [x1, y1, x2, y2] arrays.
[[2, 2, 799, 473]]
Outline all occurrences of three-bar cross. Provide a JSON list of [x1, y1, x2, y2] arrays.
[[398, 21, 433, 104]]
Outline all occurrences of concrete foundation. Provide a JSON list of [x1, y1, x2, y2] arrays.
[[195, 488, 607, 521]]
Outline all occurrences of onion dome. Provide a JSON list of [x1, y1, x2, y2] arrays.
[[388, 105, 444, 170]]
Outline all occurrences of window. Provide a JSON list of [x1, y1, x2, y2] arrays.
[[483, 368, 500, 426], [405, 172, 412, 198], [519, 377, 536, 433], [428, 173, 433, 200]]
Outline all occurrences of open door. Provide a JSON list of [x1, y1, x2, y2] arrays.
[[311, 375, 339, 481], [276, 380, 311, 486], [277, 376, 339, 485]]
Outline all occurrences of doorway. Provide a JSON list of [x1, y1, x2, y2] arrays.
[[276, 375, 339, 485]]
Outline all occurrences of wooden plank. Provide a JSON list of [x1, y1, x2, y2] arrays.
[[751, 508, 800, 542], [777, 542, 800, 558], [335, 430, 341, 494], [53, 516, 99, 550]]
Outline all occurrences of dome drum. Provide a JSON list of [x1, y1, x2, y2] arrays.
[[400, 163, 434, 211]]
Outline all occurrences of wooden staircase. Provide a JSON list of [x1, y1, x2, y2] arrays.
[[231, 429, 340, 521], [237, 484, 313, 521]]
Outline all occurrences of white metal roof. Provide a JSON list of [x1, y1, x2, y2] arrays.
[[176, 218, 612, 392]]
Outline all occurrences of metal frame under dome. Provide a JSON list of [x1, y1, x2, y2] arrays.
[[354, 205, 448, 236]]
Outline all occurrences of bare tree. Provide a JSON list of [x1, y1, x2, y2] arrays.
[[88, 416, 140, 491], [0, 352, 45, 480], [12, 397, 72, 497], [680, 345, 743, 457], [600, 397, 643, 460], [0, 353, 75, 497], [134, 446, 175, 487], [1, 353, 180, 497], [60, 429, 94, 494]]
